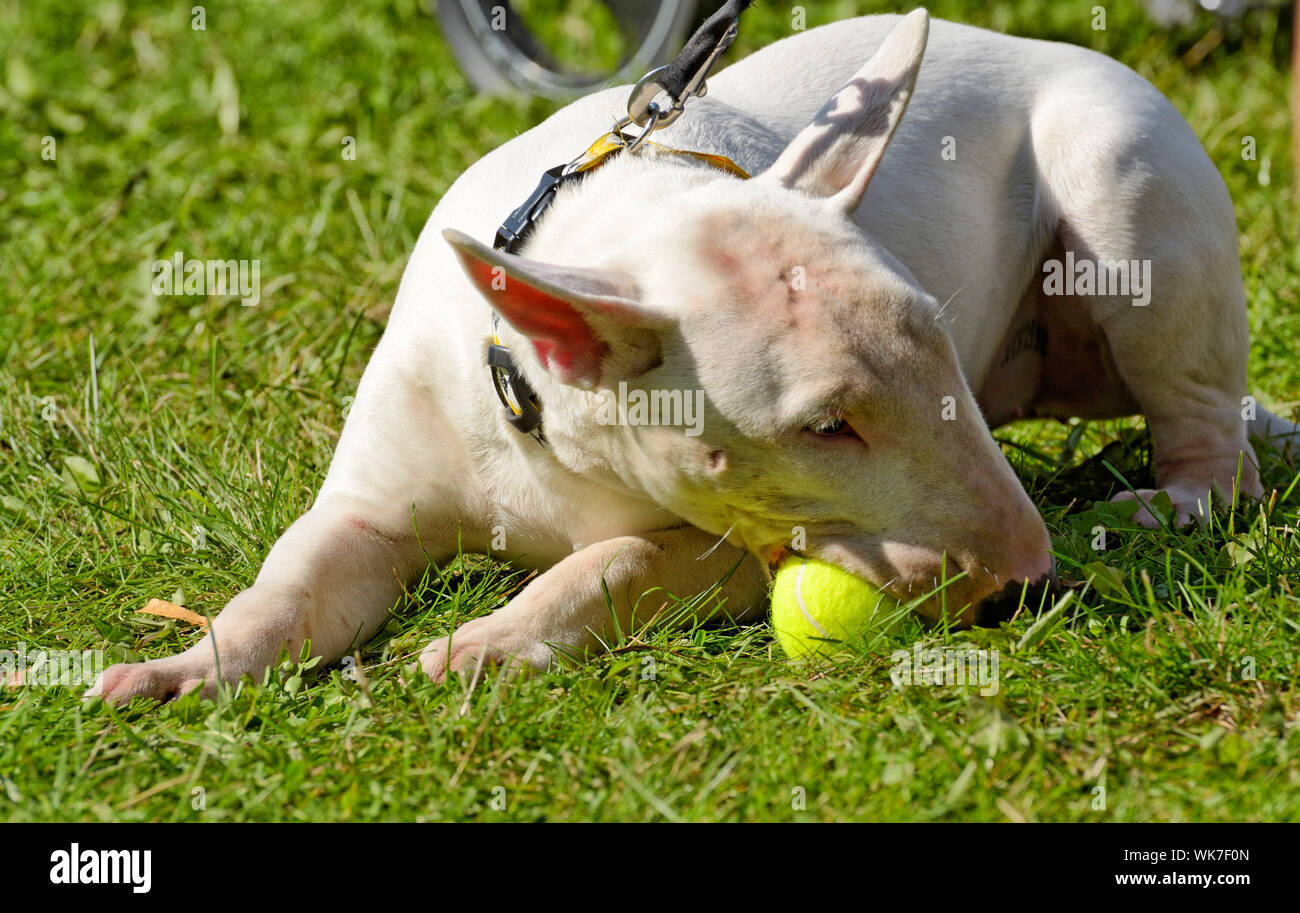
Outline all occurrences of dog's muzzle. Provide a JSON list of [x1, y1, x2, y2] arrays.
[[974, 558, 1060, 626]]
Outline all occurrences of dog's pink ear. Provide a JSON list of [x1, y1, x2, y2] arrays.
[[759, 9, 928, 213], [444, 228, 663, 389]]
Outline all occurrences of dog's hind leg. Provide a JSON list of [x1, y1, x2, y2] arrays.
[[1082, 228, 1262, 527], [1033, 84, 1265, 527]]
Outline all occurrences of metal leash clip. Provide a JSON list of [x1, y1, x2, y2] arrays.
[[614, 19, 739, 152]]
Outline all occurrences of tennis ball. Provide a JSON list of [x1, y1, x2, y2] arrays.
[[770, 557, 900, 659]]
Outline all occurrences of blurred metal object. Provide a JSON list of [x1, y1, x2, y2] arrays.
[[1141, 0, 1297, 197], [1142, 0, 1288, 25], [435, 0, 699, 98]]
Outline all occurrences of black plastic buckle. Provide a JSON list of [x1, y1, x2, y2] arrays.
[[494, 164, 572, 254]]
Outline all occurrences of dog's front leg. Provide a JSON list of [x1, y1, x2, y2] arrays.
[[418, 528, 767, 682], [89, 492, 435, 704], [90, 342, 464, 705]]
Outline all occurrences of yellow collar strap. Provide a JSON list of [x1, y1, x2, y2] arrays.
[[490, 130, 747, 350], [570, 130, 750, 180]]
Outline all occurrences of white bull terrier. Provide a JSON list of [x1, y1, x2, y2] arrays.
[[91, 9, 1295, 703]]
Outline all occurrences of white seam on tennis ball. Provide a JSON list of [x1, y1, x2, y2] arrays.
[[793, 560, 830, 638]]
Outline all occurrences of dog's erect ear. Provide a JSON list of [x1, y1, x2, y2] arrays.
[[444, 228, 665, 389], [759, 9, 929, 213]]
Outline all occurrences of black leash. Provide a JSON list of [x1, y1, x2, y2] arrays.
[[657, 0, 753, 110]]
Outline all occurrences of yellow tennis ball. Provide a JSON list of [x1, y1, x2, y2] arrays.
[[771, 557, 900, 659]]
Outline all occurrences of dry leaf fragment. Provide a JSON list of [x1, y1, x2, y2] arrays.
[[138, 598, 208, 629]]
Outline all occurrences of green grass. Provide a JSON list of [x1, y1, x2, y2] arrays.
[[1, 0, 1298, 822]]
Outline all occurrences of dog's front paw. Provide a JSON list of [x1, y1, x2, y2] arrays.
[[416, 618, 554, 684], [86, 656, 218, 706]]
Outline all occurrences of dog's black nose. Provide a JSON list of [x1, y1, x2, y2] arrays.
[[975, 559, 1059, 627]]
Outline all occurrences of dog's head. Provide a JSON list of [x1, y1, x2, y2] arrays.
[[445, 10, 1054, 624]]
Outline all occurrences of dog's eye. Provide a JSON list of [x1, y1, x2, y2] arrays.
[[805, 416, 852, 437]]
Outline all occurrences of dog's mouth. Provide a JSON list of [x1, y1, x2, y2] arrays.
[[706, 510, 899, 593], [758, 539, 886, 590], [763, 545, 790, 576], [748, 528, 882, 586]]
